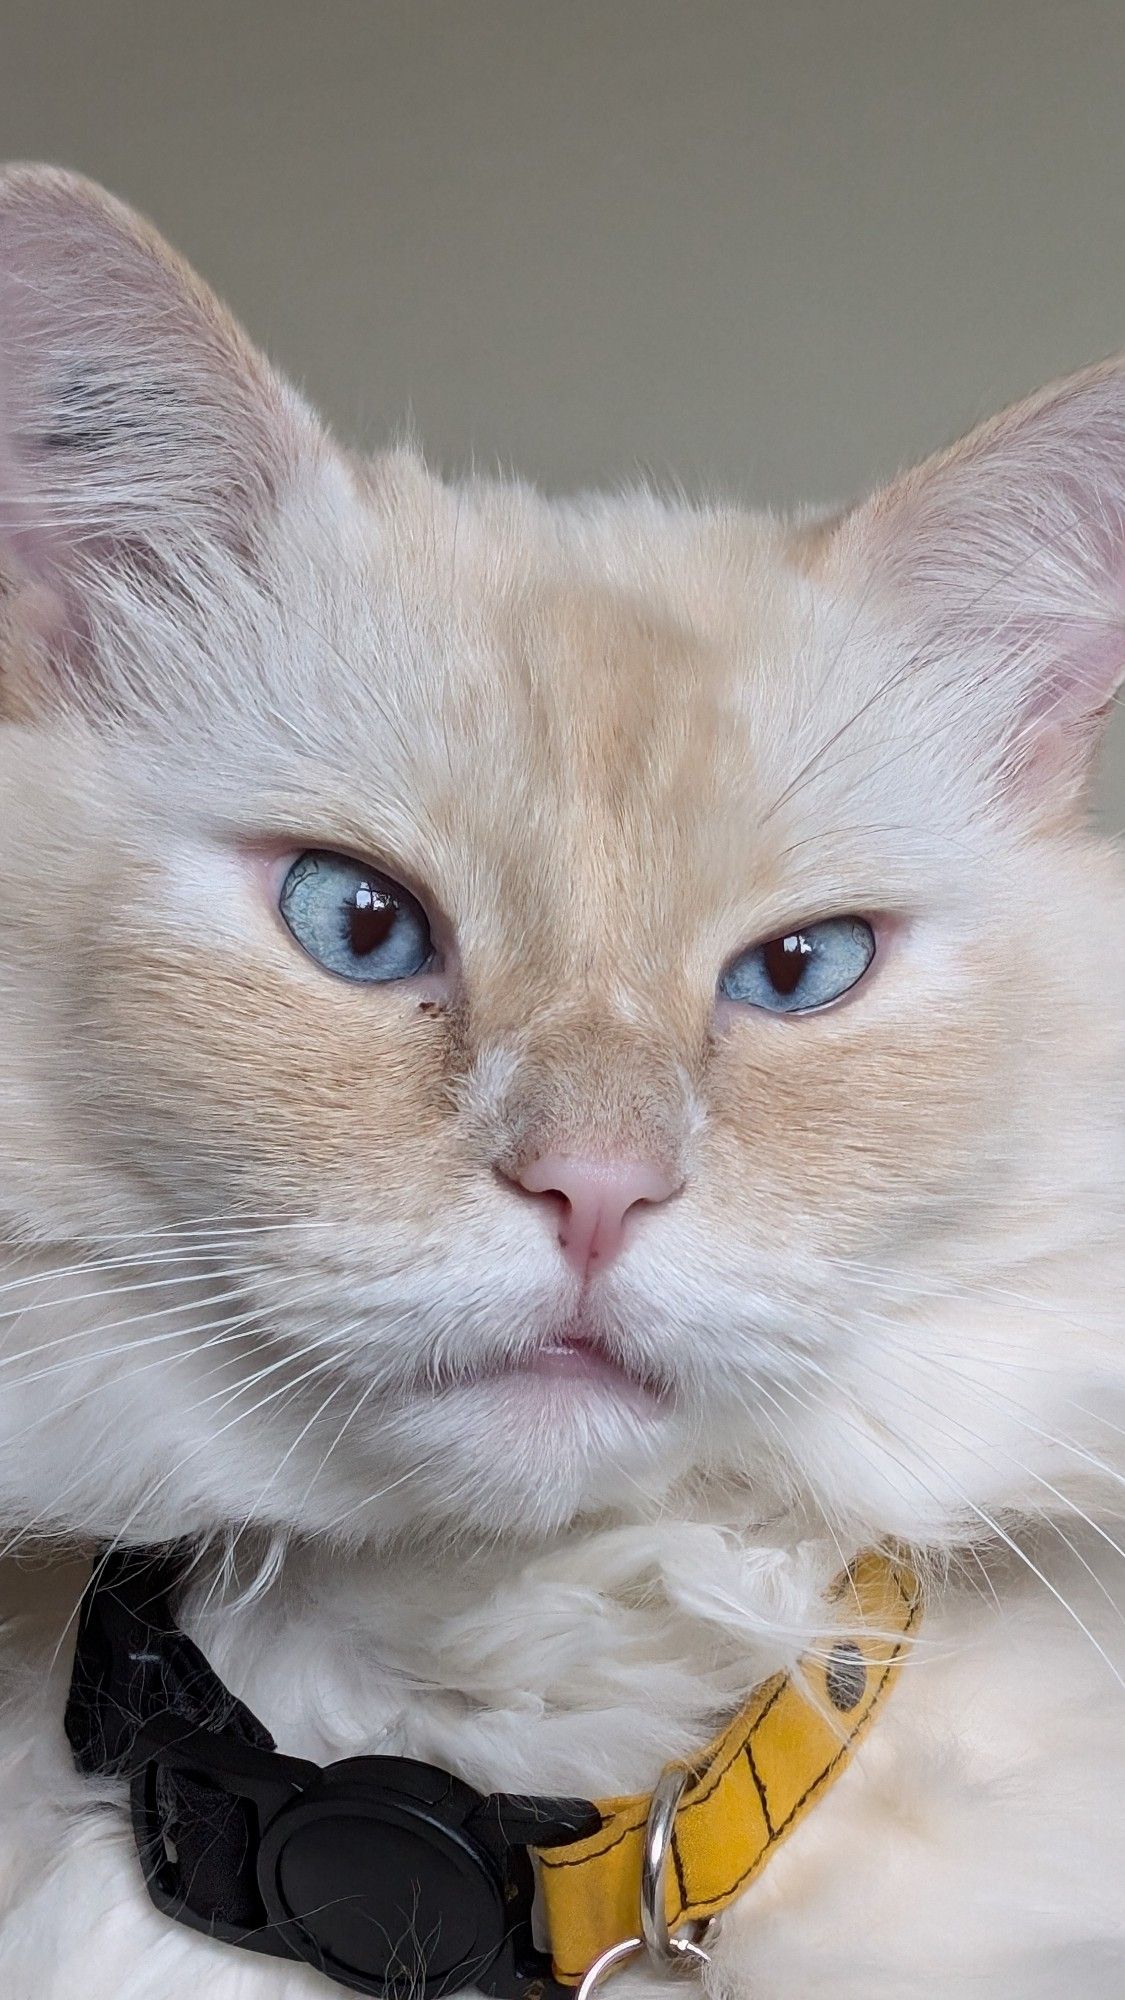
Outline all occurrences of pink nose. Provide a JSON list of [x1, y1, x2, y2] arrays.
[[515, 1154, 678, 1278]]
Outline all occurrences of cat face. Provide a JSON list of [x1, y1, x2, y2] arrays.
[[0, 168, 1120, 1551]]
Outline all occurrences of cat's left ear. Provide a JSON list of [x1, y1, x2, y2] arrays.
[[0, 164, 330, 700], [822, 356, 1125, 812]]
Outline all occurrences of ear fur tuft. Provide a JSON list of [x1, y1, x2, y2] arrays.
[[0, 164, 320, 687], [819, 357, 1125, 806]]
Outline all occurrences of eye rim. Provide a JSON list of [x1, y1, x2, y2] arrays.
[[276, 846, 440, 988], [717, 913, 881, 1017]]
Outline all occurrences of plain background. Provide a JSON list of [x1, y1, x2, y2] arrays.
[[2, 0, 1122, 821]]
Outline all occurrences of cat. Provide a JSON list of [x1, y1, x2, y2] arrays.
[[0, 162, 1121, 1999]]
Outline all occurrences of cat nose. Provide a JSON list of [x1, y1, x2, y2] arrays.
[[514, 1154, 678, 1278]]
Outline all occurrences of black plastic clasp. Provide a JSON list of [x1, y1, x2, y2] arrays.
[[65, 1543, 274, 1776], [67, 1547, 601, 1999], [131, 1716, 599, 1999]]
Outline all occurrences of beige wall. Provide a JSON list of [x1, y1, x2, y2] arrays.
[[3, 0, 1122, 820]]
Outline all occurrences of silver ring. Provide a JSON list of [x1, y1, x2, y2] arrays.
[[641, 1764, 723, 1971], [574, 1763, 723, 1997], [575, 1936, 642, 2000]]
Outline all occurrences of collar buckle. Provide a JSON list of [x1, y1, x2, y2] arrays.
[[133, 1721, 591, 1999], [67, 1548, 600, 2000]]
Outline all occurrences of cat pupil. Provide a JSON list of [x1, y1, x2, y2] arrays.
[[347, 883, 396, 957], [764, 932, 812, 996]]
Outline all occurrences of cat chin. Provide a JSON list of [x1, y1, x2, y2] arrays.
[[339, 1372, 689, 1543]]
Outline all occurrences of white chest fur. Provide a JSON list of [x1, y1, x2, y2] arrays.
[[1, 1529, 1124, 2000]]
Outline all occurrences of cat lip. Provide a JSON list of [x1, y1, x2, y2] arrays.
[[467, 1326, 672, 1403]]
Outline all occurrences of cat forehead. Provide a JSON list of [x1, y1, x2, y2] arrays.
[[293, 475, 826, 849], [323, 465, 821, 777], [158, 464, 951, 948]]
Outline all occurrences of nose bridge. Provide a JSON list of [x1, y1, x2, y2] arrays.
[[492, 1013, 694, 1182]]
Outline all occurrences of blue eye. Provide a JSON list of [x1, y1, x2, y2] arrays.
[[720, 917, 876, 1013], [279, 851, 434, 983]]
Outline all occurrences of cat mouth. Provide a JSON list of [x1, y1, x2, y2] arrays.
[[450, 1324, 672, 1404]]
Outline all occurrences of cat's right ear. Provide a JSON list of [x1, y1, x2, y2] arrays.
[[807, 355, 1125, 818], [0, 164, 326, 707]]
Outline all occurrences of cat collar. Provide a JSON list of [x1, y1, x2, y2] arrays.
[[66, 1545, 920, 2000]]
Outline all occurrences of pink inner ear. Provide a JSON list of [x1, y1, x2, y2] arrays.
[[0, 351, 67, 591], [0, 170, 301, 672], [968, 588, 1124, 802], [1024, 451, 1125, 723], [855, 364, 1125, 801], [0, 366, 85, 674]]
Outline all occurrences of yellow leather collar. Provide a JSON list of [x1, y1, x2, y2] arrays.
[[534, 1550, 922, 1985]]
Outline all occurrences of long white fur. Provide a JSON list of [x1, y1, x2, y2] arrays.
[[0, 167, 1120, 1998]]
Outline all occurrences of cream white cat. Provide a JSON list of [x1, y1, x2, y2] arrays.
[[0, 166, 1121, 1999]]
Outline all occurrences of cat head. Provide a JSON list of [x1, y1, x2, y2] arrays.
[[0, 166, 1120, 1553]]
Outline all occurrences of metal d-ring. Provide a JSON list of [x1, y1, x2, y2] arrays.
[[575, 1936, 644, 2000], [574, 1934, 717, 2000], [574, 1764, 722, 1998], [572, 1936, 712, 2000], [641, 1764, 723, 1970]]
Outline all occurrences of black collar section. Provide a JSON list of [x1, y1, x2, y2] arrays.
[[65, 1547, 601, 1999]]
